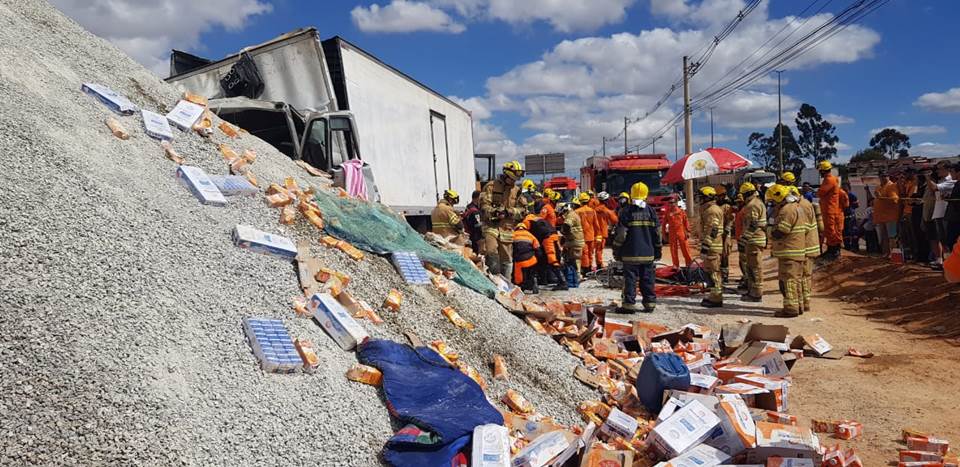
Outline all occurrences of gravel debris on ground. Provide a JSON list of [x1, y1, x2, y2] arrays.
[[0, 1, 601, 465]]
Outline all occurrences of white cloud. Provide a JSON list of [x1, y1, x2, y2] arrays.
[[914, 87, 960, 113], [431, 0, 637, 32], [465, 1, 879, 161], [352, 0, 466, 34], [50, 0, 271, 76], [868, 125, 947, 137], [824, 113, 855, 125], [914, 142, 960, 157]]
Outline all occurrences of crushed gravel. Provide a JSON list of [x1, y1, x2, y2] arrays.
[[0, 1, 600, 465]]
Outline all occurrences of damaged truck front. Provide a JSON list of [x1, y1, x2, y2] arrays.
[[166, 28, 477, 225]]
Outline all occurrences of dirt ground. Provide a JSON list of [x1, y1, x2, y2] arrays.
[[543, 246, 960, 466]]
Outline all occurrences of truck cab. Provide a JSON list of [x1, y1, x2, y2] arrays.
[[544, 176, 579, 203], [581, 154, 675, 222]]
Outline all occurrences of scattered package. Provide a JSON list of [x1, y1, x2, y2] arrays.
[[141, 109, 174, 140], [383, 289, 402, 312], [231, 224, 297, 259], [81, 82, 137, 114], [346, 364, 383, 386], [442, 306, 475, 331], [160, 140, 185, 164], [208, 175, 258, 196], [165, 99, 206, 131], [308, 293, 369, 351], [472, 424, 510, 467], [105, 117, 129, 139], [390, 251, 430, 284], [242, 317, 302, 373], [294, 339, 320, 373], [176, 165, 226, 206]]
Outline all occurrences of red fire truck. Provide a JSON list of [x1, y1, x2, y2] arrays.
[[580, 154, 677, 222], [543, 176, 578, 202]]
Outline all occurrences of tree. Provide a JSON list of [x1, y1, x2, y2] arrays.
[[746, 124, 804, 173], [849, 148, 886, 163], [869, 128, 911, 159], [794, 103, 839, 165], [747, 132, 776, 170]]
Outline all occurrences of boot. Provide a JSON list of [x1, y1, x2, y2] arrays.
[[700, 298, 723, 308], [740, 294, 762, 303]]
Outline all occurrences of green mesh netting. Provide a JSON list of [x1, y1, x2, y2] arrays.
[[314, 193, 497, 298]]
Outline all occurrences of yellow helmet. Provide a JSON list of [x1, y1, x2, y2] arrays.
[[765, 184, 789, 204], [503, 160, 524, 179], [515, 222, 527, 230], [630, 182, 649, 201], [543, 188, 554, 198], [578, 192, 591, 203], [618, 192, 630, 200], [735, 193, 745, 203], [522, 179, 536, 192], [550, 190, 561, 201], [699, 186, 717, 198], [818, 161, 833, 171], [557, 202, 571, 214], [780, 171, 796, 183], [738, 182, 756, 195], [788, 185, 801, 198], [443, 189, 459, 204]]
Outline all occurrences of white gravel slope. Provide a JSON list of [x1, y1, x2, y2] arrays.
[[0, 1, 596, 465]]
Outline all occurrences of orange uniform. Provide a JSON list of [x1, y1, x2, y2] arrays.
[[817, 173, 843, 248], [663, 204, 692, 268], [946, 238, 960, 283], [575, 204, 601, 272], [540, 200, 557, 227], [589, 199, 619, 268], [511, 229, 539, 285]]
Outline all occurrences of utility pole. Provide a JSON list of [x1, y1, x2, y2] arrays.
[[710, 107, 715, 147], [602, 137, 606, 156], [652, 136, 657, 154], [776, 70, 784, 172], [623, 117, 628, 156], [683, 55, 694, 219]]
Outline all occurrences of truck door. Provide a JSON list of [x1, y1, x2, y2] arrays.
[[429, 111, 451, 201]]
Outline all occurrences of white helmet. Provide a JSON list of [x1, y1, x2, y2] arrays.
[[597, 191, 610, 201]]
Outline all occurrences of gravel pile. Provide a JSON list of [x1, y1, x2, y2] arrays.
[[0, 1, 596, 465]]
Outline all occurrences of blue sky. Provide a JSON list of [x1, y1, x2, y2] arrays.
[[55, 0, 960, 171]]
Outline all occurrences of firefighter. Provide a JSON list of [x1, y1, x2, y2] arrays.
[[590, 192, 619, 270], [430, 189, 462, 238], [697, 186, 723, 308], [574, 192, 602, 275], [613, 182, 662, 313], [780, 171, 797, 187], [617, 192, 630, 209], [698, 187, 725, 308], [524, 214, 566, 290], [734, 193, 748, 291], [793, 185, 821, 312], [716, 185, 735, 282], [558, 202, 584, 288], [480, 161, 526, 275], [521, 179, 538, 213], [817, 161, 843, 259], [512, 223, 540, 293], [663, 197, 692, 269], [768, 184, 808, 317], [540, 189, 558, 227], [739, 182, 767, 302]]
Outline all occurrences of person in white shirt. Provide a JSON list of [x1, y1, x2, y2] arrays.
[[859, 199, 880, 254], [933, 161, 956, 257]]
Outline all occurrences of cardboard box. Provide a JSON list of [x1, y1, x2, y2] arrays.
[[717, 365, 766, 383], [659, 443, 730, 467], [648, 400, 721, 458], [308, 293, 369, 350], [242, 317, 301, 373], [176, 165, 227, 206], [899, 451, 943, 463], [790, 334, 832, 356], [141, 108, 174, 140], [472, 424, 511, 467], [81, 82, 137, 115], [749, 349, 790, 378], [706, 394, 757, 456], [232, 224, 297, 259], [906, 437, 950, 456], [689, 373, 720, 394], [207, 175, 258, 196], [734, 374, 790, 412], [747, 422, 821, 463], [600, 408, 638, 440], [664, 390, 720, 411], [767, 459, 814, 467], [165, 99, 205, 130], [511, 430, 574, 467]]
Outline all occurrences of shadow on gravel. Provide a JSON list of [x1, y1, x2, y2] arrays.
[[814, 254, 960, 344]]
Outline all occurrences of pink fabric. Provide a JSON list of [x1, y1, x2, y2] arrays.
[[341, 159, 368, 200]]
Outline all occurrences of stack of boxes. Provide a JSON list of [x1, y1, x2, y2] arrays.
[[242, 317, 303, 374]]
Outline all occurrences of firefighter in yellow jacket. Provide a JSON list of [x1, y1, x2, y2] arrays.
[[698, 186, 725, 308], [559, 202, 584, 271], [739, 182, 767, 302], [430, 189, 462, 238], [768, 184, 809, 317], [793, 186, 821, 312], [480, 161, 527, 275]]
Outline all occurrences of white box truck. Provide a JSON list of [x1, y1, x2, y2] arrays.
[[166, 28, 476, 221]]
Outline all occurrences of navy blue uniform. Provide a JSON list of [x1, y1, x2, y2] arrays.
[[612, 203, 662, 311]]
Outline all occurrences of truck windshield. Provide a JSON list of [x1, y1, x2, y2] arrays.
[[605, 170, 670, 197]]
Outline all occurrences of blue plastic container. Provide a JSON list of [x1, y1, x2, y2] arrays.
[[635, 353, 691, 414]]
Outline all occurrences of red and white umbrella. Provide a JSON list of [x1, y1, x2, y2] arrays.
[[661, 147, 752, 184]]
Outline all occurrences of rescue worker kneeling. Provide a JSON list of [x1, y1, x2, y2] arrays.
[[523, 214, 566, 290], [430, 189, 462, 238], [613, 182, 661, 313], [512, 223, 540, 293], [768, 184, 810, 317]]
